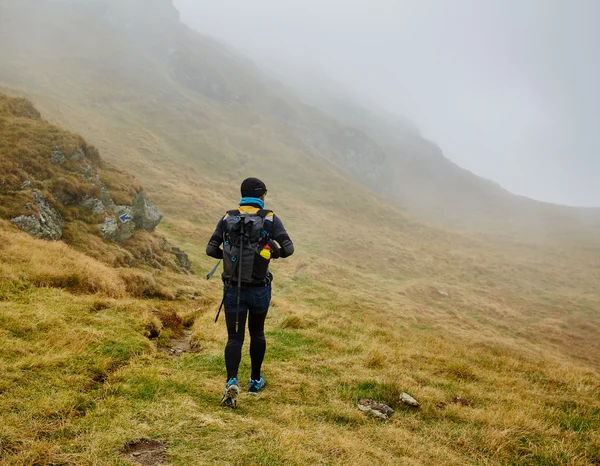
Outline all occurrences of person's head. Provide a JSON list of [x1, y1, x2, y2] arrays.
[[241, 177, 267, 200]]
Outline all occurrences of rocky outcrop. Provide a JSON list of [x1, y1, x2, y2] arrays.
[[11, 192, 64, 240], [161, 238, 191, 272], [132, 191, 163, 232], [99, 216, 135, 243], [51, 149, 66, 165], [268, 98, 393, 193], [80, 197, 106, 216], [99, 217, 119, 240], [1, 91, 181, 272]]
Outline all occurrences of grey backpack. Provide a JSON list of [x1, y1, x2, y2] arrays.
[[221, 209, 273, 285]]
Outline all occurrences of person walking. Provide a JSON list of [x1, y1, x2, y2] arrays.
[[206, 178, 294, 408]]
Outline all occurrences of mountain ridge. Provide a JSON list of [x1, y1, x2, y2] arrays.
[[3, 0, 599, 234]]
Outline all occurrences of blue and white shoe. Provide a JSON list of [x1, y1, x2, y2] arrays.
[[249, 377, 266, 395], [220, 377, 239, 408]]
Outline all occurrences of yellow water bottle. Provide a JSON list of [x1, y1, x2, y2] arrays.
[[260, 244, 272, 260]]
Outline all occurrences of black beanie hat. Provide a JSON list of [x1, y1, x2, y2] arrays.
[[241, 177, 267, 198]]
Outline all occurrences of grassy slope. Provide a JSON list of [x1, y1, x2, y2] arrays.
[[0, 2, 599, 465]]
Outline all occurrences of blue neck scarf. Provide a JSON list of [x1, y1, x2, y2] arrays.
[[240, 197, 265, 209]]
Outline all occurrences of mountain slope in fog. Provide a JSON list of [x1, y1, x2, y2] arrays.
[[2, 0, 598, 235]]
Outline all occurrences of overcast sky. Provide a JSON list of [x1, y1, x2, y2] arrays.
[[174, 0, 599, 207]]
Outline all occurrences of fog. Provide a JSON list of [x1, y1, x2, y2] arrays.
[[174, 0, 599, 207]]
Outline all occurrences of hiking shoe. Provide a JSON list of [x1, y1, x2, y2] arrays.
[[248, 377, 266, 395], [220, 377, 239, 408]]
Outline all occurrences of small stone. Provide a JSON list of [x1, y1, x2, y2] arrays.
[[358, 399, 394, 419], [452, 397, 473, 407], [20, 180, 31, 190], [132, 451, 142, 457], [400, 392, 420, 407], [437, 290, 450, 298]]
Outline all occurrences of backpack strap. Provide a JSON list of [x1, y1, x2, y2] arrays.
[[227, 209, 240, 217], [257, 209, 274, 238], [256, 209, 272, 219]]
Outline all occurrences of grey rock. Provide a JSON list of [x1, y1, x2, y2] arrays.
[[11, 215, 42, 237], [437, 290, 450, 298], [174, 247, 191, 271], [51, 149, 66, 165], [162, 238, 191, 272], [400, 392, 420, 407], [114, 205, 133, 220], [358, 399, 394, 419], [20, 180, 31, 190], [99, 216, 135, 243], [115, 219, 136, 242], [99, 217, 119, 240], [132, 191, 163, 232], [98, 184, 116, 210], [11, 192, 64, 240], [80, 197, 106, 216], [78, 164, 99, 182]]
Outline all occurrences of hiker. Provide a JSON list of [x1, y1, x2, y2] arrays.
[[206, 178, 294, 408]]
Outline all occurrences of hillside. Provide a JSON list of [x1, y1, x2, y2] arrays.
[[3, 0, 599, 234], [0, 91, 190, 274], [287, 81, 600, 231], [0, 1, 599, 465]]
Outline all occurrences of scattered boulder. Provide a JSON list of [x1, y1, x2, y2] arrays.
[[99, 216, 135, 243], [80, 197, 106, 216], [99, 217, 118, 240], [11, 215, 43, 236], [132, 191, 163, 232], [98, 183, 117, 210], [400, 392, 420, 407], [11, 192, 64, 240], [161, 238, 191, 272], [78, 164, 99, 182], [173, 246, 191, 271], [116, 217, 136, 242], [357, 399, 394, 419], [51, 148, 66, 165], [115, 205, 134, 221]]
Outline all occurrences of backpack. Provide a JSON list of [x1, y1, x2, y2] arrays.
[[221, 209, 273, 285]]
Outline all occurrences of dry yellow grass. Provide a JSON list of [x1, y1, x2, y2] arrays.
[[1, 208, 598, 464]]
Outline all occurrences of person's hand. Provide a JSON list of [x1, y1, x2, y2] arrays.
[[268, 240, 281, 259]]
